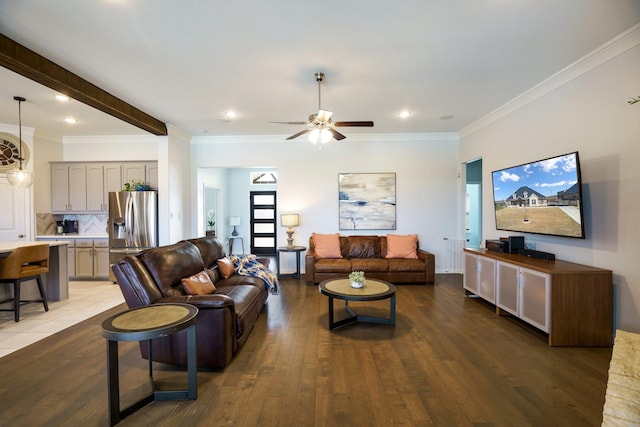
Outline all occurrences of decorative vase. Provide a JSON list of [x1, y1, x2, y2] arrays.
[[350, 281, 364, 289]]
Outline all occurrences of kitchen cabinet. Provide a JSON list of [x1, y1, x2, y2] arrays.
[[51, 161, 157, 213], [75, 239, 109, 278], [463, 248, 613, 346], [51, 163, 87, 213], [123, 162, 157, 189], [86, 163, 123, 212]]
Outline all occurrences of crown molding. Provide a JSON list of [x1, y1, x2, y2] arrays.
[[459, 23, 640, 139]]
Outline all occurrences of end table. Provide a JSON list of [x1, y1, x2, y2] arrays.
[[276, 246, 306, 279], [101, 303, 198, 426]]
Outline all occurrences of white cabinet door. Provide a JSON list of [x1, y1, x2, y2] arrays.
[[51, 164, 70, 212], [68, 164, 87, 212], [146, 162, 158, 189], [519, 268, 551, 333], [86, 164, 104, 212], [463, 253, 479, 294], [75, 246, 94, 277], [477, 257, 496, 303], [94, 248, 110, 278], [104, 164, 123, 195], [123, 163, 146, 185], [496, 261, 519, 316]]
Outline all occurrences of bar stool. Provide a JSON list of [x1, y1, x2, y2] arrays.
[[0, 244, 50, 322]]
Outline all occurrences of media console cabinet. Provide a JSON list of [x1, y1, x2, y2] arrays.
[[463, 248, 612, 347]]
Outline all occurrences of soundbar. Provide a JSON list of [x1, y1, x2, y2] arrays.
[[518, 248, 555, 261]]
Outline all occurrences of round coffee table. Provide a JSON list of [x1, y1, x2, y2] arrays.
[[318, 278, 396, 330]]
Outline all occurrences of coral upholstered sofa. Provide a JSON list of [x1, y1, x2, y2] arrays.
[[305, 234, 435, 285]]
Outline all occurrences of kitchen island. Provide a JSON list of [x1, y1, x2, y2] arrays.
[[0, 241, 70, 301]]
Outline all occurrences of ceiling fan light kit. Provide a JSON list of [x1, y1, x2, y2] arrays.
[[272, 72, 374, 147]]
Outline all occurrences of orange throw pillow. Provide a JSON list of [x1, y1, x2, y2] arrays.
[[312, 233, 343, 258], [182, 270, 217, 295], [385, 234, 418, 259], [217, 257, 236, 279]]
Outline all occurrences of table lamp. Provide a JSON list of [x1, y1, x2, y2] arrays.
[[281, 213, 299, 247], [230, 216, 241, 236]]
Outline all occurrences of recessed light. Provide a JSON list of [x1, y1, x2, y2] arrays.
[[225, 111, 238, 119], [55, 94, 70, 102], [398, 110, 412, 119], [64, 117, 77, 124]]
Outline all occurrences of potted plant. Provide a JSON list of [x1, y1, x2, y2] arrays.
[[349, 271, 365, 288], [206, 210, 216, 236]]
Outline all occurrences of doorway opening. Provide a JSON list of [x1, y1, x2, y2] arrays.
[[465, 158, 482, 248]]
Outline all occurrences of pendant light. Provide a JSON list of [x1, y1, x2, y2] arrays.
[[6, 96, 33, 188]]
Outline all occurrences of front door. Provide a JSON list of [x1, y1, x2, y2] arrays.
[[249, 191, 276, 256]]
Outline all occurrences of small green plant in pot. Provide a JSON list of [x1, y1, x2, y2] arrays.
[[349, 271, 365, 288]]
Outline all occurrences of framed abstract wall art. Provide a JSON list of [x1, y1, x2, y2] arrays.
[[338, 172, 396, 230]]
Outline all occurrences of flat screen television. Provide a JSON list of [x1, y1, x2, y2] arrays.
[[491, 151, 585, 239]]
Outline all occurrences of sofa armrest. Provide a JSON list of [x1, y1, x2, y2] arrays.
[[305, 248, 317, 284], [156, 294, 235, 309], [417, 249, 436, 283]]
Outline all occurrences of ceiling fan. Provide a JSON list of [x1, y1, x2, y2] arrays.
[[271, 72, 374, 144]]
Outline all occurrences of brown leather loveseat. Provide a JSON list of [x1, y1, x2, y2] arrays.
[[111, 236, 270, 369], [305, 234, 435, 285]]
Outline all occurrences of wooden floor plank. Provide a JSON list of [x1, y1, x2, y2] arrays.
[[0, 274, 612, 426]]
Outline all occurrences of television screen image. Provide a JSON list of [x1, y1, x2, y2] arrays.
[[491, 151, 585, 239]]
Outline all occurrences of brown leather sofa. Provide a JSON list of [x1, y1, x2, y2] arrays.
[[305, 235, 435, 285], [111, 236, 269, 370]]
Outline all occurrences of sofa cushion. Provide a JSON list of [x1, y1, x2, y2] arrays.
[[351, 258, 388, 272], [386, 234, 418, 259], [314, 258, 352, 273], [139, 241, 205, 297], [217, 257, 236, 279], [312, 233, 343, 258], [215, 284, 263, 339], [182, 270, 217, 295], [346, 235, 380, 258]]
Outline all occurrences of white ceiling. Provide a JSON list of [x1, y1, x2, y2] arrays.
[[1, 1, 639, 140]]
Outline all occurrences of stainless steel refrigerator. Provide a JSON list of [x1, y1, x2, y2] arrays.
[[108, 191, 158, 281]]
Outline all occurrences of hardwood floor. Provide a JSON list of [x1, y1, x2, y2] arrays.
[[0, 274, 612, 426]]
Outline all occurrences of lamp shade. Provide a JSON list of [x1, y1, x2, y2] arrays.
[[281, 214, 299, 227], [229, 216, 241, 226]]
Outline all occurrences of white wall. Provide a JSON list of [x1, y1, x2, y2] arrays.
[[191, 133, 461, 274], [166, 125, 192, 244], [459, 27, 640, 333]]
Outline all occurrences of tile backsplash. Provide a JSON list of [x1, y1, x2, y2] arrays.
[[37, 213, 108, 235]]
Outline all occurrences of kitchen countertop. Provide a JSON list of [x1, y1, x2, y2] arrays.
[[0, 240, 70, 253], [36, 234, 109, 239]]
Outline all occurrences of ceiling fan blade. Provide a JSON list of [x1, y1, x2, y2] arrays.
[[328, 128, 346, 140], [333, 121, 374, 127], [316, 109, 333, 123], [285, 128, 312, 140], [269, 121, 307, 125]]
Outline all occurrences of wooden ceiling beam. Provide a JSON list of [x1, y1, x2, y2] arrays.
[[0, 33, 167, 136]]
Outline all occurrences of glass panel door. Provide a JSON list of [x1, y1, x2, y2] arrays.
[[250, 191, 276, 255]]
